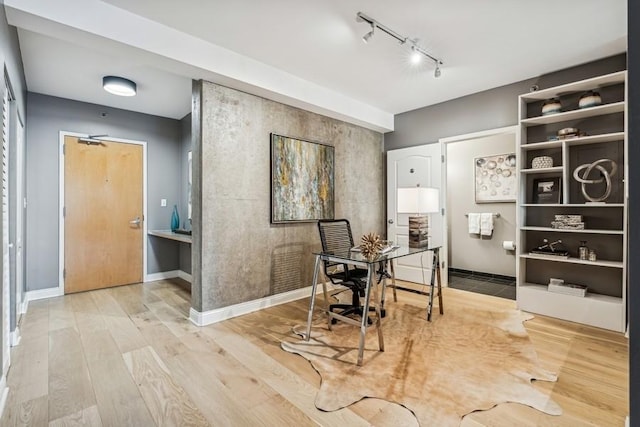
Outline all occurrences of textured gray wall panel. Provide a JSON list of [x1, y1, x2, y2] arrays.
[[197, 82, 384, 311]]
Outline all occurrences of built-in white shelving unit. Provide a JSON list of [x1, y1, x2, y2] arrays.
[[516, 70, 627, 332]]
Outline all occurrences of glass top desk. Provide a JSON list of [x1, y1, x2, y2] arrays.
[[305, 245, 442, 366]]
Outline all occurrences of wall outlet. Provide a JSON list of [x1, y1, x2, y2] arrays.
[[161, 198, 167, 207]]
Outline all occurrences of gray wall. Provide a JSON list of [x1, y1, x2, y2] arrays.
[[386, 54, 627, 150], [25, 93, 184, 291], [446, 132, 516, 276], [179, 113, 192, 274], [191, 81, 384, 312]]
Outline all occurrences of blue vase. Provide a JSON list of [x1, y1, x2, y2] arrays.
[[171, 205, 180, 231]]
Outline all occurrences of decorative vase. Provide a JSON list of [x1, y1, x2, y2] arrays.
[[541, 98, 562, 115], [579, 90, 602, 109], [171, 205, 180, 231]]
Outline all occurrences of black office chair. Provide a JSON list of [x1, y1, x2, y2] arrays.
[[317, 219, 372, 323]]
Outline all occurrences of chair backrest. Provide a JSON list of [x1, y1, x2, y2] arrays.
[[317, 219, 356, 283], [318, 219, 355, 254]]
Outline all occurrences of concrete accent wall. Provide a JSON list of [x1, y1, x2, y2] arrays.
[[25, 93, 183, 291], [192, 81, 384, 312], [446, 132, 516, 276]]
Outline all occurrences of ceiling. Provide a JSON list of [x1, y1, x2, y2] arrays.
[[5, 0, 627, 132]]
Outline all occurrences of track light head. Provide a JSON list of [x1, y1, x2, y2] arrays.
[[434, 62, 442, 78], [410, 45, 422, 64], [362, 23, 375, 44]]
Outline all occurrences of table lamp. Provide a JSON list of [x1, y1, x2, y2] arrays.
[[397, 186, 439, 248]]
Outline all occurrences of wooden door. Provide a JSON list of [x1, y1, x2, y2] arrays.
[[64, 136, 143, 293], [387, 144, 442, 283]]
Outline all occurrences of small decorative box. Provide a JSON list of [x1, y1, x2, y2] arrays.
[[532, 156, 553, 169]]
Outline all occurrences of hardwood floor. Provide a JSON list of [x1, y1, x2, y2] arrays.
[[1, 279, 628, 426]]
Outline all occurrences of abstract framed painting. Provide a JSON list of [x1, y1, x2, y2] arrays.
[[271, 133, 335, 223], [474, 153, 517, 203]]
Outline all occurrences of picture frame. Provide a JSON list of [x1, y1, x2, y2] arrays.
[[270, 133, 335, 223], [532, 177, 562, 204], [474, 153, 517, 203]]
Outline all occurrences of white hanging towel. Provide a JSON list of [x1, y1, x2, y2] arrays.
[[480, 213, 494, 236], [468, 213, 481, 234]]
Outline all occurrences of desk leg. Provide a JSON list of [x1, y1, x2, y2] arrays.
[[357, 264, 375, 366], [427, 248, 439, 322], [305, 255, 321, 341], [436, 249, 444, 315], [390, 260, 397, 302]]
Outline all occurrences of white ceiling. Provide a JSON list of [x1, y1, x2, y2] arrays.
[[6, 0, 627, 132]]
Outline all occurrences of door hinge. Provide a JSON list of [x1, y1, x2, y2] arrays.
[[63, 206, 65, 217], [441, 154, 445, 163], [63, 269, 66, 279], [441, 260, 445, 269], [441, 208, 445, 216], [63, 143, 65, 155]]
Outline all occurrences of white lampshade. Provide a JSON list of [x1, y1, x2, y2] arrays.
[[397, 187, 439, 214]]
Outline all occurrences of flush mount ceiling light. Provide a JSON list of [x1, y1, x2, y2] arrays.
[[102, 75, 137, 96], [356, 11, 443, 78]]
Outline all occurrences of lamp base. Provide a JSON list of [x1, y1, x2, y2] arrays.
[[408, 215, 429, 248]]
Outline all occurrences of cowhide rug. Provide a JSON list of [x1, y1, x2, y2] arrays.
[[281, 303, 561, 426]]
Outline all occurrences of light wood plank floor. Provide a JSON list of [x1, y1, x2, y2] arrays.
[[1, 279, 628, 426]]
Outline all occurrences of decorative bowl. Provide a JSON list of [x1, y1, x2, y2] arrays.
[[532, 156, 553, 169]]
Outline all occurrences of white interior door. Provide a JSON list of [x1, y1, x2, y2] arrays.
[[387, 144, 442, 283]]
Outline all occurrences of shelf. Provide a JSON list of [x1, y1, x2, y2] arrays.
[[148, 229, 193, 244], [520, 254, 623, 268], [520, 283, 622, 304], [521, 140, 563, 150], [520, 71, 626, 101], [521, 203, 624, 207], [520, 166, 563, 174], [520, 102, 624, 126], [519, 226, 624, 235], [525, 132, 625, 147], [517, 284, 624, 331]]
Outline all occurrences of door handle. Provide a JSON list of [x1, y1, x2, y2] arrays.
[[388, 219, 394, 224], [129, 217, 141, 226]]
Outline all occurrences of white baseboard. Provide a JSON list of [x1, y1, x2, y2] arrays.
[[23, 287, 64, 312], [0, 376, 8, 422], [190, 283, 333, 326], [625, 416, 629, 427], [145, 270, 180, 282], [10, 327, 20, 347], [177, 271, 192, 283]]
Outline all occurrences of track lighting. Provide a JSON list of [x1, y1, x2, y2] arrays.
[[362, 23, 375, 44], [410, 45, 422, 64], [356, 11, 443, 77]]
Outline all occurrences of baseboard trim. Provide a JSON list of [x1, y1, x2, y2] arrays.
[[0, 377, 8, 422], [10, 327, 20, 347], [177, 271, 192, 283], [145, 270, 180, 282], [190, 283, 333, 327], [24, 287, 64, 312]]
